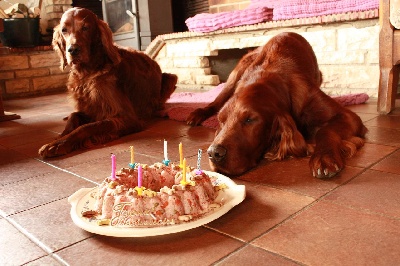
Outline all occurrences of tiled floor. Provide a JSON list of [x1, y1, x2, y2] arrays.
[[1, 93, 400, 266]]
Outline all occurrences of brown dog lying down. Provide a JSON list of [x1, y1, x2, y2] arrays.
[[39, 7, 177, 158], [187, 32, 367, 178]]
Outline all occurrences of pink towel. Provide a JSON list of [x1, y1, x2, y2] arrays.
[[273, 0, 379, 20], [186, 6, 273, 33], [185, 0, 379, 33]]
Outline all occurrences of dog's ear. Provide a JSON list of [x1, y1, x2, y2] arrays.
[[265, 113, 308, 160], [52, 24, 67, 70], [97, 19, 121, 66]]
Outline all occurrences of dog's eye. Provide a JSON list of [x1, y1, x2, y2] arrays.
[[81, 26, 89, 31], [244, 117, 254, 124], [61, 27, 67, 33]]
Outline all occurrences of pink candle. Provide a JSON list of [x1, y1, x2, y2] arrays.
[[138, 164, 143, 188], [110, 153, 116, 180]]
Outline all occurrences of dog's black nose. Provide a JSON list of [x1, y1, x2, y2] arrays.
[[208, 145, 227, 162], [67, 45, 80, 56]]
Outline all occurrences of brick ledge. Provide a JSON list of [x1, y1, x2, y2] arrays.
[[146, 8, 379, 58], [0, 45, 53, 55]]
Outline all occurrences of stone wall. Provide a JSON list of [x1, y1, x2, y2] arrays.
[[41, 0, 72, 33], [0, 46, 68, 99], [0, 0, 70, 99], [151, 16, 379, 97], [208, 0, 250, 13]]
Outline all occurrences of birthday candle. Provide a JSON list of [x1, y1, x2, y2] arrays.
[[179, 142, 183, 167], [111, 153, 116, 180], [138, 164, 143, 188], [164, 140, 168, 161], [181, 158, 187, 184], [197, 149, 202, 170], [130, 146, 134, 164], [195, 149, 203, 175]]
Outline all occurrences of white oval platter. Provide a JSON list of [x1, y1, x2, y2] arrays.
[[68, 171, 246, 237]]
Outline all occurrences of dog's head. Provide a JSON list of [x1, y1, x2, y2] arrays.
[[207, 79, 308, 176], [52, 7, 121, 70]]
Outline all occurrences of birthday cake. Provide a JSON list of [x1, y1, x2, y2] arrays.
[[87, 162, 223, 227]]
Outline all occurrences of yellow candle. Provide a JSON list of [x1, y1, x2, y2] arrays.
[[181, 158, 187, 185], [130, 146, 134, 164], [179, 142, 183, 167]]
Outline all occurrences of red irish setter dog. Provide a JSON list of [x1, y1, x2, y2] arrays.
[[39, 7, 177, 158], [187, 32, 367, 178]]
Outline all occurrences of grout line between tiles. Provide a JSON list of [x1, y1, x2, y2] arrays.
[[243, 166, 371, 248], [34, 158, 99, 185], [1, 210, 70, 266]]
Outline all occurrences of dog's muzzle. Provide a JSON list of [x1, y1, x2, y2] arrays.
[[67, 44, 81, 56], [207, 144, 227, 162]]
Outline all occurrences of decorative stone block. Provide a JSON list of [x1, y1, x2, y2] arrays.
[[0, 56, 29, 71], [16, 68, 50, 78], [316, 50, 366, 65], [195, 75, 220, 85], [32, 74, 68, 91], [337, 26, 379, 51], [44, 0, 72, 5], [173, 57, 209, 68], [320, 65, 379, 89], [0, 71, 14, 80], [30, 53, 60, 67], [5, 79, 30, 94]]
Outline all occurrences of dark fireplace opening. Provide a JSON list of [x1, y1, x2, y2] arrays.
[[209, 48, 255, 82]]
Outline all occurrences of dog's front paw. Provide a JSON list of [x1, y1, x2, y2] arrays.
[[309, 151, 344, 179], [186, 108, 209, 126], [38, 140, 69, 158]]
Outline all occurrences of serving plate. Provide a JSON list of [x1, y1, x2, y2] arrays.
[[68, 171, 246, 237]]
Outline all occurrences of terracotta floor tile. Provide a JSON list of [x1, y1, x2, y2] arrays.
[[10, 139, 58, 158], [364, 113, 400, 129], [355, 112, 379, 123], [10, 112, 69, 132], [11, 198, 93, 252], [218, 244, 299, 266], [0, 158, 58, 185], [371, 149, 400, 175], [206, 181, 315, 242], [0, 128, 58, 148], [0, 171, 93, 215], [365, 126, 400, 147], [39, 144, 123, 169], [346, 142, 398, 168], [239, 157, 364, 198], [324, 169, 400, 219], [252, 201, 400, 266], [146, 118, 197, 137], [0, 146, 28, 165], [24, 255, 64, 266], [3, 93, 70, 114], [346, 100, 378, 114], [56, 227, 244, 265], [0, 120, 31, 138], [0, 219, 47, 265]]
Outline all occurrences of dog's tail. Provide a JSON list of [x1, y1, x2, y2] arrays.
[[160, 73, 178, 102]]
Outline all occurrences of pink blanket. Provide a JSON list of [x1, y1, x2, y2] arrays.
[[185, 0, 379, 33], [273, 0, 379, 20], [165, 83, 370, 129], [185, 6, 273, 33]]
